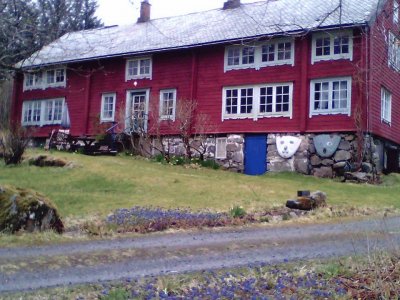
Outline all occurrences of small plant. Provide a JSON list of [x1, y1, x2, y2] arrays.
[[230, 206, 247, 218], [101, 288, 130, 300], [0, 126, 30, 165]]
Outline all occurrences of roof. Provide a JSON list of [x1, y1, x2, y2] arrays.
[[21, 0, 382, 68]]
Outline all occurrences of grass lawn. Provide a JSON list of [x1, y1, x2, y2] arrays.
[[1, 149, 400, 220]]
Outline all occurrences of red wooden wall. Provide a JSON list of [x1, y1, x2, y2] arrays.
[[13, 27, 374, 140], [368, 0, 400, 145]]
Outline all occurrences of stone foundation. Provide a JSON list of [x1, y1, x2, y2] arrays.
[[153, 132, 384, 178]]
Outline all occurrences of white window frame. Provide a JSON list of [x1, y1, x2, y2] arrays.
[[311, 30, 353, 64], [159, 89, 177, 121], [381, 87, 392, 125], [215, 137, 227, 159], [23, 67, 66, 91], [101, 93, 116, 122], [125, 57, 152, 80], [394, 0, 399, 23], [309, 77, 352, 117], [125, 89, 150, 132], [260, 38, 295, 67], [224, 38, 295, 72], [21, 98, 65, 126], [222, 82, 293, 121], [388, 31, 400, 71]]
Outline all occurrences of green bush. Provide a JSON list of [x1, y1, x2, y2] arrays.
[[101, 288, 130, 300], [230, 206, 247, 218]]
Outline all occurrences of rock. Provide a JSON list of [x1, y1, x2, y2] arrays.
[[334, 150, 352, 162], [333, 161, 347, 169], [286, 191, 327, 211], [309, 143, 316, 154], [268, 160, 293, 172], [361, 162, 373, 173], [28, 155, 67, 167], [294, 158, 309, 175], [232, 151, 243, 163], [0, 185, 64, 234], [310, 191, 327, 208], [344, 172, 371, 183], [345, 135, 355, 141], [321, 159, 334, 166], [289, 212, 298, 219], [313, 167, 333, 178], [271, 215, 283, 222], [310, 155, 321, 166], [338, 140, 351, 151], [268, 144, 277, 152], [298, 137, 309, 152], [226, 144, 239, 152]]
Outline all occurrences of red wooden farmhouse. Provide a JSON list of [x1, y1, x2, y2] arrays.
[[11, 0, 400, 175]]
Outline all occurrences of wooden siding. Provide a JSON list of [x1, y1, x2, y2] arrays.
[[368, 0, 400, 144], [14, 30, 367, 138]]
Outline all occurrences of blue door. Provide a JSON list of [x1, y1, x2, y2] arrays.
[[244, 134, 267, 175]]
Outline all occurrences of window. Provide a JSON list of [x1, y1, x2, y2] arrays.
[[159, 89, 177, 120], [261, 39, 294, 66], [259, 85, 291, 115], [388, 32, 400, 71], [21, 98, 65, 126], [44, 99, 63, 124], [215, 137, 227, 159], [381, 87, 392, 124], [101, 93, 116, 122], [312, 31, 353, 63], [310, 77, 352, 117], [224, 38, 294, 72], [226, 46, 255, 69], [23, 67, 66, 91], [126, 57, 152, 80], [394, 0, 399, 23], [222, 83, 293, 120]]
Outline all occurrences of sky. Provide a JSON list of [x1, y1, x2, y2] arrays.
[[96, 0, 258, 26]]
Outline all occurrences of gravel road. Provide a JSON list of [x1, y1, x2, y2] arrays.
[[0, 216, 399, 293]]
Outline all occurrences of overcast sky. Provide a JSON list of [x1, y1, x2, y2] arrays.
[[96, 0, 258, 25]]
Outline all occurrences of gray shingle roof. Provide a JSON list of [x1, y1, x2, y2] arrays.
[[21, 0, 382, 68]]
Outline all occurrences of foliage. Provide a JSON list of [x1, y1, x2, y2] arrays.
[[106, 206, 235, 233], [0, 126, 30, 165], [100, 288, 130, 300], [0, 0, 103, 77], [229, 205, 247, 218], [154, 154, 220, 169]]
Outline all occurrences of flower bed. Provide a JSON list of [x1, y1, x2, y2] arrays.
[[106, 207, 255, 233]]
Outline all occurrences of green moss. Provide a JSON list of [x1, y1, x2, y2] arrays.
[[0, 185, 63, 233]]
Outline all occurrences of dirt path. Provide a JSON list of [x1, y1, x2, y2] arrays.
[[0, 216, 399, 293]]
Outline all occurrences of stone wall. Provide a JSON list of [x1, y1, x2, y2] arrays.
[[155, 132, 384, 178]]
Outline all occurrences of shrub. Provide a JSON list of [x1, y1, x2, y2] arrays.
[[0, 126, 30, 165], [230, 206, 247, 218]]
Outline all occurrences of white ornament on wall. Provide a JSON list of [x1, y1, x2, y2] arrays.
[[276, 136, 302, 158]]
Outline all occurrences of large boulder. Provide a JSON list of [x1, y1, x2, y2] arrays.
[[0, 185, 63, 234]]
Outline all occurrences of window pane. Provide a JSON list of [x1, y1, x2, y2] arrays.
[[47, 70, 55, 84], [277, 42, 291, 60], [227, 48, 240, 66], [226, 89, 238, 114], [242, 47, 255, 64], [240, 88, 253, 114], [262, 44, 275, 62], [55, 69, 65, 82]]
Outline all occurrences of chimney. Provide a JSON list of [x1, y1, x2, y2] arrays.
[[223, 0, 241, 10], [137, 0, 151, 23]]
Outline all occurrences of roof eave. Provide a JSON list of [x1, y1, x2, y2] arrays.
[[20, 22, 368, 69]]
